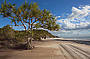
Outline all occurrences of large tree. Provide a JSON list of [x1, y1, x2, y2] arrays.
[[0, 0, 60, 49]]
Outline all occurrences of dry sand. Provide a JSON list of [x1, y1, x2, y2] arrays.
[[0, 39, 90, 59]]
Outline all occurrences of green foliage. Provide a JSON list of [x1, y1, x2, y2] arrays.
[[0, 25, 55, 41], [0, 1, 60, 31], [0, 25, 58, 49], [0, 25, 15, 40], [0, 0, 16, 17], [33, 29, 55, 41]]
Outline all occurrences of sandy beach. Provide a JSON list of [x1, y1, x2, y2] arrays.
[[0, 38, 90, 59]]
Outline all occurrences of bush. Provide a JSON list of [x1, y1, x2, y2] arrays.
[[0, 25, 15, 40], [0, 25, 56, 49]]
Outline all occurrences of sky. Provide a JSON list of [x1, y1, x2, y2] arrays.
[[0, 0, 90, 38]]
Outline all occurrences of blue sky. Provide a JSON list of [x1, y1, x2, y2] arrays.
[[0, 0, 90, 37]]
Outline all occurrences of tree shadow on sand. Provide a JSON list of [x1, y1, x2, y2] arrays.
[[0, 55, 10, 59]]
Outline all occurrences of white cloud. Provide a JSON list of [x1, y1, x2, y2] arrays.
[[55, 16, 61, 19], [57, 16, 61, 18], [57, 5, 90, 30], [68, 5, 90, 19]]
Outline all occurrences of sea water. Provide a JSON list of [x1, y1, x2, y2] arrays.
[[63, 37, 90, 41]]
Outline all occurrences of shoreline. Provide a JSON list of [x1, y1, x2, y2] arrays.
[[46, 38, 90, 41]]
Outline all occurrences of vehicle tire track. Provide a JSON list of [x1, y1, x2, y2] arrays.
[[69, 45, 90, 55], [66, 44, 83, 59], [60, 44, 77, 59], [59, 44, 73, 59], [59, 44, 90, 59], [68, 44, 90, 59]]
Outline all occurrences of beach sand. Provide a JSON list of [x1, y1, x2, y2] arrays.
[[0, 39, 90, 59]]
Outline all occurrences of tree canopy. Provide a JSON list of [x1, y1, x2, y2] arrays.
[[0, 0, 60, 31]]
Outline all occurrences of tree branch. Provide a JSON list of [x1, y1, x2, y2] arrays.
[[31, 19, 38, 25], [21, 20, 26, 30]]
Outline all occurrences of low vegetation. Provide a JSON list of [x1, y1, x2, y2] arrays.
[[0, 25, 56, 49]]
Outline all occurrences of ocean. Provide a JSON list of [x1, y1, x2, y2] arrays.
[[63, 37, 90, 41]]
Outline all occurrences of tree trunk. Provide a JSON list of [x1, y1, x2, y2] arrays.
[[26, 32, 33, 50], [26, 37, 32, 49], [26, 19, 33, 50]]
